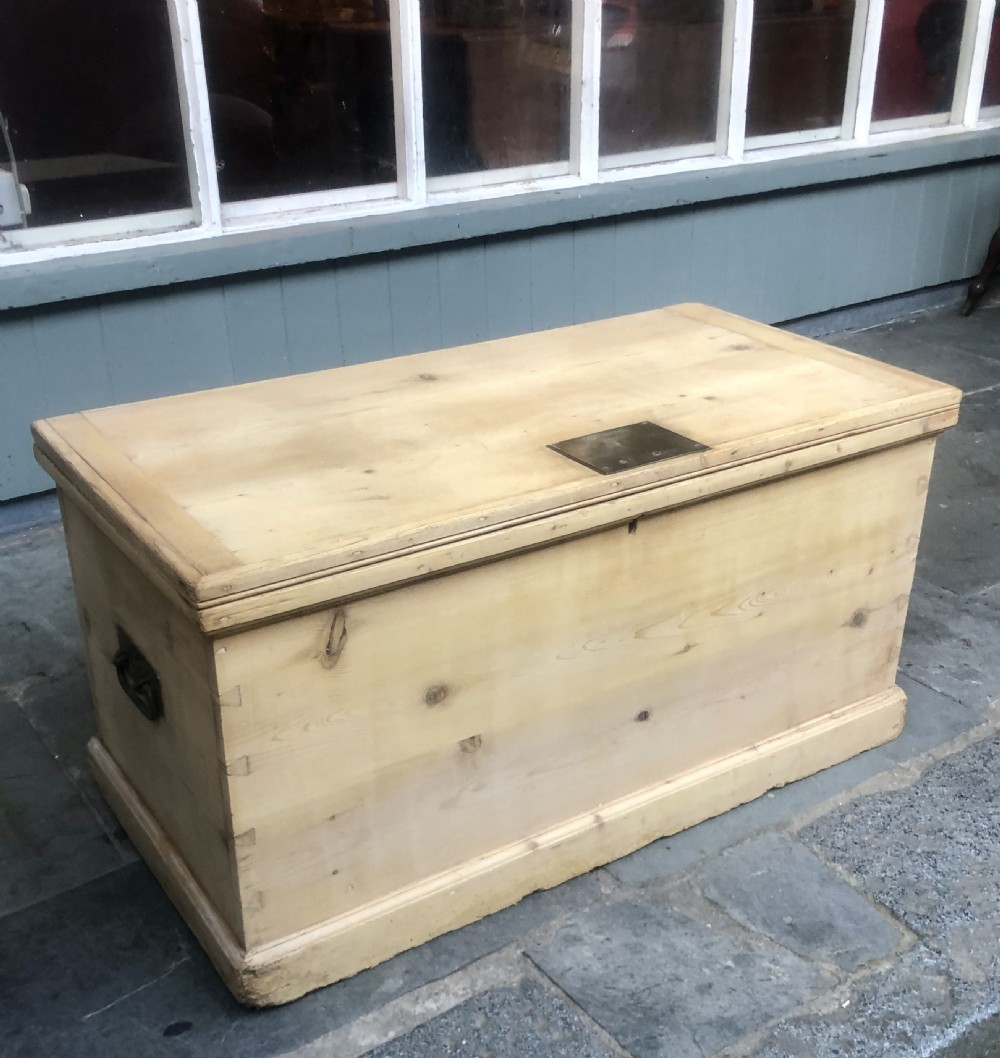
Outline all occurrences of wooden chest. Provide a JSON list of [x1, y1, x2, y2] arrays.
[[32, 304, 959, 1006]]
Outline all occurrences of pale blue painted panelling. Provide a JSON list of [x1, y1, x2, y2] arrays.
[[855, 179, 900, 305], [336, 257, 394, 365], [822, 184, 871, 313], [100, 292, 231, 405], [528, 228, 576, 332], [656, 211, 695, 307], [722, 196, 773, 319], [484, 236, 532, 339], [436, 240, 489, 347], [387, 251, 443, 356], [909, 172, 947, 292], [924, 170, 956, 289], [4, 303, 113, 497], [800, 189, 841, 319], [160, 284, 236, 393], [612, 213, 668, 316], [223, 273, 291, 383], [280, 267, 344, 374], [100, 289, 234, 405], [939, 167, 980, 281], [98, 296, 170, 405], [4, 161, 999, 500], [687, 203, 733, 313], [962, 166, 1000, 275], [0, 315, 48, 497], [891, 177, 929, 296], [571, 221, 616, 323], [28, 304, 112, 415]]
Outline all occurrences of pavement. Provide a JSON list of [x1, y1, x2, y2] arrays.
[[2, 293, 1000, 1057]]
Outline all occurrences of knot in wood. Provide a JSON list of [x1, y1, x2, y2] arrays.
[[424, 684, 450, 706]]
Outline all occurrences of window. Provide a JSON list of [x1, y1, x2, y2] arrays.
[[1, 0, 998, 259], [599, 0, 725, 165], [422, 0, 573, 179], [0, 0, 192, 231], [746, 0, 858, 142], [872, 0, 967, 125], [199, 0, 397, 201]]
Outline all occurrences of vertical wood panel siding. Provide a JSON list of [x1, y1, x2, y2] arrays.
[[2, 164, 998, 499]]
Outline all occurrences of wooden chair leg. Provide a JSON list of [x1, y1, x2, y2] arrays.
[[962, 222, 1000, 316]]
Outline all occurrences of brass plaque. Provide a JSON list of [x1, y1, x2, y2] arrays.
[[549, 421, 708, 475]]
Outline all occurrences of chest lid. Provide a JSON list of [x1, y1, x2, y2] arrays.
[[33, 303, 960, 629]]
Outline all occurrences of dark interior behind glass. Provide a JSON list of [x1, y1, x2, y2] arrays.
[[0, 0, 191, 227], [599, 0, 724, 159], [199, 0, 397, 202]]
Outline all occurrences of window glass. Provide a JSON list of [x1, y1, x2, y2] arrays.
[[0, 0, 191, 228], [979, 9, 1000, 108], [872, 0, 966, 121], [746, 0, 855, 138], [199, 0, 397, 202], [422, 0, 571, 177], [599, 0, 724, 161]]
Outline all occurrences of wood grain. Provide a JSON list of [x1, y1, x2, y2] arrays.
[[58, 496, 244, 941], [214, 440, 933, 948], [197, 409, 955, 633], [33, 304, 960, 618], [91, 685, 907, 1006], [37, 305, 957, 1006]]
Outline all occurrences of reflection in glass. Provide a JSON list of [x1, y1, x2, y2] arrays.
[[599, 0, 724, 161], [0, 0, 190, 227], [422, 0, 571, 177], [746, 0, 855, 138], [979, 11, 1000, 107], [872, 0, 965, 121], [198, 0, 397, 203]]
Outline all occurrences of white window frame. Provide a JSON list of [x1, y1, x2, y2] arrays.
[[3, 0, 1000, 267]]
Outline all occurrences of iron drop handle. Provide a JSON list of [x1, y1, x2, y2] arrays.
[[113, 628, 163, 722]]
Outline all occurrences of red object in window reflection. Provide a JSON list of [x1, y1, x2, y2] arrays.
[[603, 0, 638, 49], [872, 0, 964, 120]]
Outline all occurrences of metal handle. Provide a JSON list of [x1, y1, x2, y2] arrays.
[[113, 628, 163, 722]]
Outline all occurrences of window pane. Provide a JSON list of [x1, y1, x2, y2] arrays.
[[979, 9, 1000, 107], [746, 0, 855, 138], [423, 0, 571, 177], [199, 0, 397, 202], [872, 0, 965, 121], [599, 0, 724, 160], [0, 0, 190, 228]]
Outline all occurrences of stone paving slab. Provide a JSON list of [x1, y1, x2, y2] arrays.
[[0, 690, 123, 919], [362, 979, 622, 1058], [0, 525, 81, 690], [856, 304, 1000, 369], [801, 731, 1000, 974], [937, 1011, 1000, 1057], [695, 831, 905, 972], [0, 856, 603, 1058], [915, 390, 1000, 596], [6, 660, 125, 847], [732, 944, 970, 1058], [0, 491, 60, 537], [902, 577, 1000, 709], [886, 674, 995, 762], [527, 897, 834, 1058], [829, 323, 1000, 394], [0, 527, 130, 855], [731, 728, 1000, 1057]]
